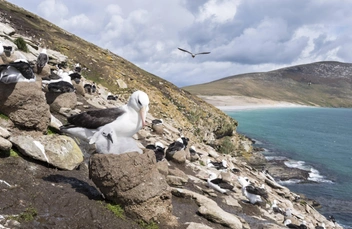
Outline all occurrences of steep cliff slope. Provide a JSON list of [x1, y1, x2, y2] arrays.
[[0, 0, 236, 144]]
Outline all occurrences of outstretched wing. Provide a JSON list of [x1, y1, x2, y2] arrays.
[[66, 107, 126, 129], [178, 47, 193, 55], [195, 51, 211, 55]]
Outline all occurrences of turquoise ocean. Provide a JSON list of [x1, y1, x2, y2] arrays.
[[225, 107, 352, 228]]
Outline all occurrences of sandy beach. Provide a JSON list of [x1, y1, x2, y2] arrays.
[[198, 95, 310, 111]]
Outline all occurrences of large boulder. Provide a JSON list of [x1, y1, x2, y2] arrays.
[[89, 151, 178, 226], [9, 134, 83, 170], [0, 82, 51, 132], [45, 92, 77, 112]]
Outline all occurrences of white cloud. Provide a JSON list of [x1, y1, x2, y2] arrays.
[[196, 0, 241, 23], [37, 0, 69, 21]]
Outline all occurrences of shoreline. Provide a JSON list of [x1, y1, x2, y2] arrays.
[[198, 95, 313, 111]]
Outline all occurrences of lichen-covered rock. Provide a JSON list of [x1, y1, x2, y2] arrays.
[[9, 134, 83, 170], [0, 136, 12, 151], [0, 82, 51, 132], [89, 151, 178, 226], [0, 126, 10, 138]]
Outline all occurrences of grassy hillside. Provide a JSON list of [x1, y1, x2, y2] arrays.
[[183, 61, 352, 107], [0, 0, 237, 142]]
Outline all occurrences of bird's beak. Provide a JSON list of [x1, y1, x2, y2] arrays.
[[106, 133, 113, 143], [140, 106, 147, 127]]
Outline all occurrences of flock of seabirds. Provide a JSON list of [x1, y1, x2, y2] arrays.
[[0, 44, 336, 229]]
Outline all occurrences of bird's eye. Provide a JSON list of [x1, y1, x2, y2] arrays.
[[138, 99, 142, 106]]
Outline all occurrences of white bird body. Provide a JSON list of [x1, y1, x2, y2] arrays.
[[238, 176, 268, 204], [207, 172, 234, 194], [61, 90, 149, 154]]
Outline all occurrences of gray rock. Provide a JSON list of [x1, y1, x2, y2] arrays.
[[0, 136, 12, 151], [166, 149, 186, 164], [89, 151, 178, 226], [167, 175, 188, 187], [0, 82, 51, 132], [0, 126, 10, 138], [172, 188, 243, 229], [46, 92, 77, 112], [9, 134, 83, 170], [186, 222, 213, 229]]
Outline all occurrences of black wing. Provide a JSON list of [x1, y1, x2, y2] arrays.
[[166, 141, 184, 153], [67, 107, 125, 129], [195, 51, 211, 55], [245, 185, 268, 199], [178, 48, 193, 55], [210, 178, 234, 189]]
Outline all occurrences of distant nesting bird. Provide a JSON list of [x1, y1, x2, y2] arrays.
[[3, 45, 13, 56], [284, 219, 307, 229], [36, 48, 49, 74], [328, 215, 336, 224], [146, 141, 165, 162], [166, 137, 186, 153], [207, 172, 235, 194], [189, 146, 197, 156], [75, 63, 82, 73], [107, 93, 118, 100], [178, 47, 210, 58], [238, 176, 268, 204], [315, 223, 326, 229], [151, 119, 164, 135], [207, 159, 228, 170], [271, 200, 285, 215], [69, 72, 81, 83]]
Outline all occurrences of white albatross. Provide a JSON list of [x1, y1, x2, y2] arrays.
[[61, 90, 149, 154], [207, 172, 235, 194], [238, 176, 268, 204]]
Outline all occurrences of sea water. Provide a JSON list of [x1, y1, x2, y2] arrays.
[[225, 107, 352, 228]]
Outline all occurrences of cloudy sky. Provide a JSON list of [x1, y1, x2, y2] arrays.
[[7, 0, 352, 87]]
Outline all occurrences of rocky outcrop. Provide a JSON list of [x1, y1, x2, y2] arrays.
[[0, 82, 51, 132], [89, 151, 178, 227], [9, 134, 83, 170]]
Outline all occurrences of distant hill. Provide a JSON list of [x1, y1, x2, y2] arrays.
[[183, 61, 352, 107]]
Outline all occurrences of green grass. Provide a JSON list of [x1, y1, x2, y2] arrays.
[[8, 207, 38, 222], [0, 113, 9, 120], [106, 203, 125, 219], [138, 220, 159, 229], [14, 37, 29, 52]]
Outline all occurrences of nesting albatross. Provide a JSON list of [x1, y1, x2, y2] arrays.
[[36, 48, 49, 74], [61, 90, 149, 154]]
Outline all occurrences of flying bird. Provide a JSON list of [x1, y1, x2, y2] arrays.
[[178, 47, 210, 58]]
